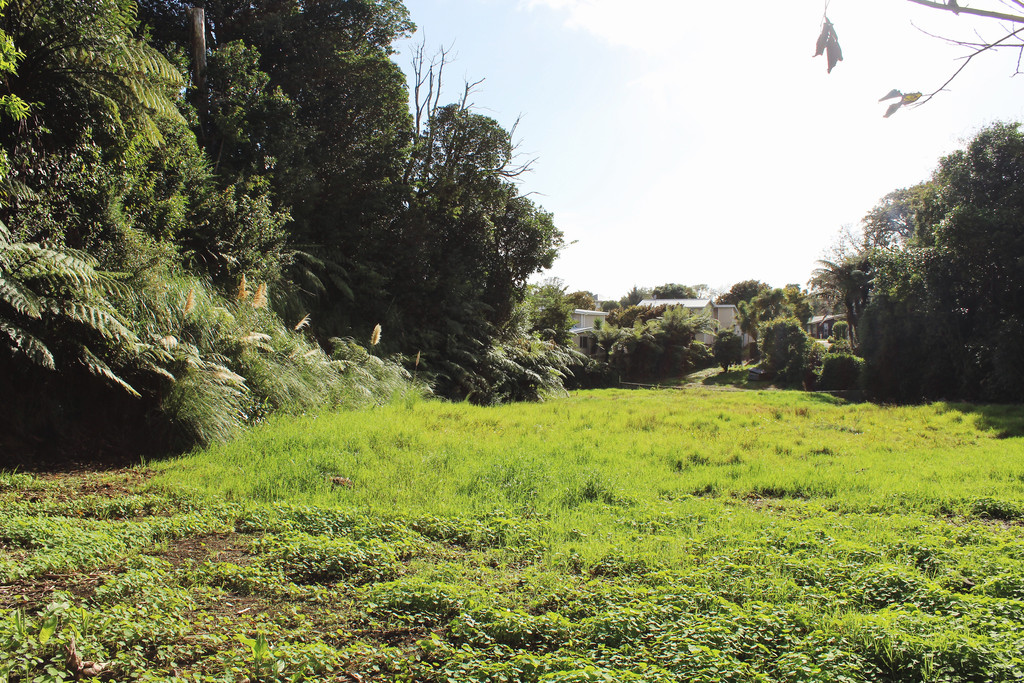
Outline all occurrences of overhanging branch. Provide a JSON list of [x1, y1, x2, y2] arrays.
[[906, 0, 1024, 24], [916, 25, 1024, 105]]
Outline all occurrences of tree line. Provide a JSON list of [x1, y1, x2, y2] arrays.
[[823, 122, 1024, 403], [533, 114, 1024, 404], [0, 0, 573, 462], [2, 1, 1022, 463]]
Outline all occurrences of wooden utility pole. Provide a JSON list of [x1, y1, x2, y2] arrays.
[[188, 5, 207, 134]]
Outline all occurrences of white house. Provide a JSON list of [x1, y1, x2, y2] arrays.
[[570, 308, 610, 355], [636, 299, 751, 346]]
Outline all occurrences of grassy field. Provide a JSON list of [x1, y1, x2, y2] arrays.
[[3, 388, 1024, 681]]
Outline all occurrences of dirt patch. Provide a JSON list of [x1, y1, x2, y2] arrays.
[[39, 468, 153, 489], [0, 570, 108, 610], [7, 469, 156, 502], [156, 532, 255, 568]]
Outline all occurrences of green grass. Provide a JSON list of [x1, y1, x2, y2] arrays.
[[3, 389, 1024, 681], [158, 389, 1024, 519]]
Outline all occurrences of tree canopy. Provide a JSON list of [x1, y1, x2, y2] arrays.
[[847, 122, 1024, 402], [0, 0, 573, 459]]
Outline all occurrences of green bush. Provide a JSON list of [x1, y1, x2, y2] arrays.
[[804, 341, 828, 390], [713, 330, 743, 372], [367, 578, 466, 623], [818, 353, 864, 391], [758, 317, 811, 385], [687, 340, 714, 370], [252, 533, 401, 584]]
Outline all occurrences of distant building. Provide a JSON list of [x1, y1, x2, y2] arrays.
[[807, 314, 845, 339], [637, 299, 751, 346], [570, 309, 610, 356]]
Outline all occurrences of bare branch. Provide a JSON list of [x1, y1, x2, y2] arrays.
[[505, 114, 539, 181], [409, 39, 454, 139], [915, 25, 1024, 105], [458, 78, 485, 112], [907, 0, 1024, 24]]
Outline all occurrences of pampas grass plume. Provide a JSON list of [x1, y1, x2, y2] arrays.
[[183, 288, 196, 315], [371, 323, 382, 346], [237, 274, 248, 300], [294, 314, 311, 331], [252, 283, 268, 309]]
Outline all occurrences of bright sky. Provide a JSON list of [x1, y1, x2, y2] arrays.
[[394, 0, 1024, 301]]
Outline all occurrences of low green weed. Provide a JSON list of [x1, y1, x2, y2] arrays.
[[5, 390, 1024, 680], [252, 533, 403, 584]]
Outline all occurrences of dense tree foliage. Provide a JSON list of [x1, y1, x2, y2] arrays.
[[606, 307, 714, 382], [716, 279, 770, 306], [526, 278, 575, 345], [0, 0, 572, 460], [565, 290, 597, 311], [758, 317, 813, 387], [738, 286, 811, 343], [839, 122, 1024, 402], [652, 283, 698, 299], [618, 285, 650, 309], [809, 255, 871, 346], [712, 330, 743, 372]]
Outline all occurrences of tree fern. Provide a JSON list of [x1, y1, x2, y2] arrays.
[[0, 219, 140, 392], [1, 0, 187, 146]]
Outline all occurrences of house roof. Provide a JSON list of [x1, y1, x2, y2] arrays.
[[638, 299, 711, 308], [573, 309, 609, 316], [809, 314, 847, 325]]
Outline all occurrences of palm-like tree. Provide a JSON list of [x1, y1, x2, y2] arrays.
[[591, 322, 622, 361], [0, 0, 185, 146], [809, 253, 872, 345]]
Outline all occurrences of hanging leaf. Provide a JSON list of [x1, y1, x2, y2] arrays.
[[880, 91, 923, 117], [814, 18, 843, 73], [815, 25, 829, 57], [826, 39, 843, 73]]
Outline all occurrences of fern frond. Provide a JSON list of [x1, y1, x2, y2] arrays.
[[0, 274, 42, 318], [76, 343, 140, 397], [0, 178, 35, 206], [50, 301, 134, 343], [0, 320, 55, 369]]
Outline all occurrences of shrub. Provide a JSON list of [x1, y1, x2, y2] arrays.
[[818, 353, 864, 391], [758, 317, 811, 385], [713, 330, 743, 372], [367, 578, 466, 623], [687, 340, 714, 371], [607, 305, 664, 329], [830, 336, 853, 354], [804, 341, 828, 390], [253, 533, 400, 584]]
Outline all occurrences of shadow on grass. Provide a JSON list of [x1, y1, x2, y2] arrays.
[[940, 403, 1024, 439], [700, 368, 754, 388]]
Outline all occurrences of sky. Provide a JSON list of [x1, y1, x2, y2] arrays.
[[392, 0, 1024, 302]]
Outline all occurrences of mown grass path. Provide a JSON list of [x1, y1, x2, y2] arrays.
[[3, 389, 1024, 681]]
